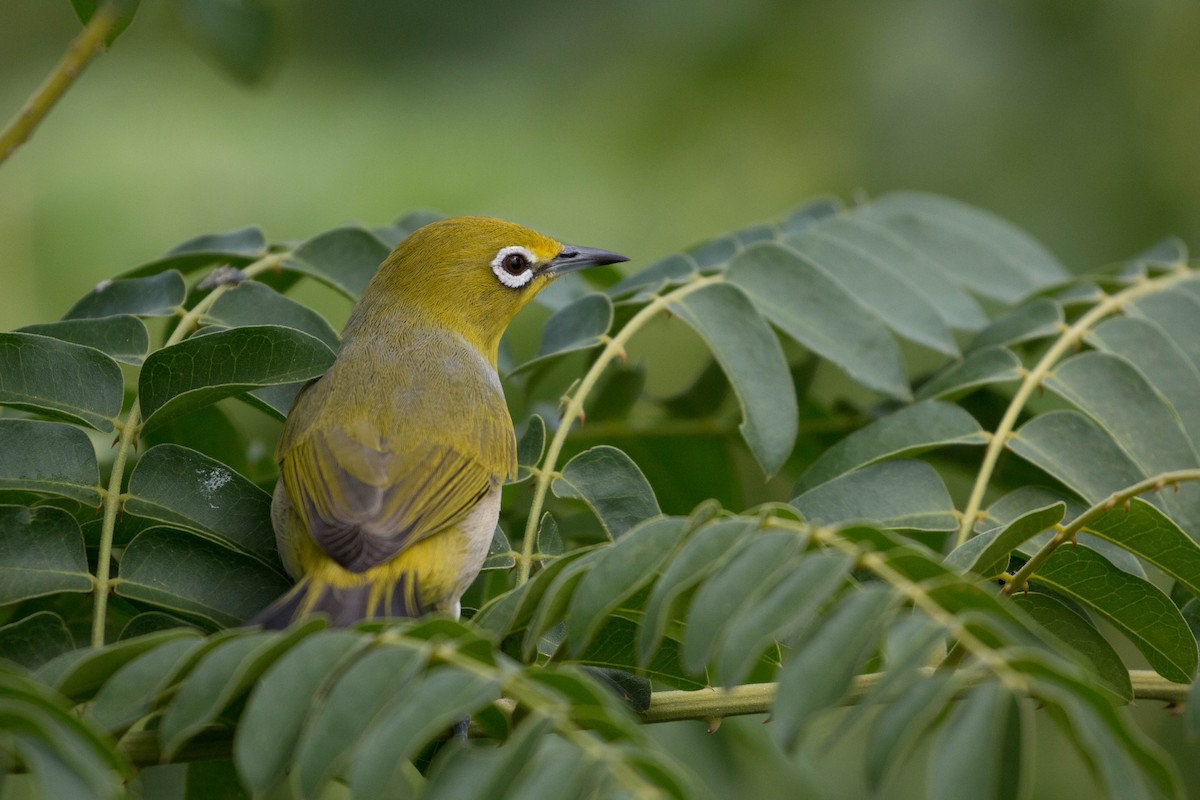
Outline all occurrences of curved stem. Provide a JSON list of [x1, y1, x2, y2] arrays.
[[1002, 468, 1200, 596], [90, 254, 286, 646], [515, 274, 725, 585], [955, 266, 1196, 548], [0, 3, 120, 168]]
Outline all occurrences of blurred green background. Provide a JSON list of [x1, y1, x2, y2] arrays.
[[3, 0, 1199, 330], [4, 1, 1200, 797]]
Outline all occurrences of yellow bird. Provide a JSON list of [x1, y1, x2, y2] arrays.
[[252, 216, 627, 628]]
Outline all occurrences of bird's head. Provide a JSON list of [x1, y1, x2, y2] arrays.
[[353, 216, 628, 364]]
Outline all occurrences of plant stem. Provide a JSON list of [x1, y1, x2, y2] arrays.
[[1002, 469, 1200, 596], [113, 667, 1188, 766], [0, 3, 120, 167], [90, 254, 285, 646], [955, 266, 1196, 549], [515, 274, 725, 584]]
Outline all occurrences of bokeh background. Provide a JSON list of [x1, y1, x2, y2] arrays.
[[4, 1, 1200, 798], [3, 0, 1199, 330]]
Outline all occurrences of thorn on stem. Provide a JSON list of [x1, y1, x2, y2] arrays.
[[1123, 499, 1131, 513], [706, 718, 722, 734], [197, 265, 247, 291]]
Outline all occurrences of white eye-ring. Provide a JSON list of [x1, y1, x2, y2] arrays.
[[491, 245, 536, 288]]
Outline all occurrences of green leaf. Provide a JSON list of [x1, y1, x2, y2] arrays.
[[1012, 592, 1132, 702], [681, 530, 807, 674], [1029, 545, 1198, 682], [1028, 664, 1177, 800], [204, 280, 340, 350], [1009, 411, 1146, 503], [291, 643, 428, 797], [945, 502, 1065, 577], [282, 225, 392, 300], [235, 630, 372, 792], [969, 297, 1063, 351], [481, 526, 515, 571], [1087, 315, 1200, 448], [784, 229, 957, 355], [530, 292, 613, 360], [0, 421, 100, 504], [142, 404, 251, 477], [0, 506, 92, 604], [1128, 286, 1200, 376], [160, 622, 323, 758], [668, 279, 800, 473], [1078, 498, 1200, 599], [68, 0, 140, 44], [173, 0, 280, 84], [119, 612, 202, 640], [513, 414, 546, 483], [637, 518, 758, 664], [115, 528, 291, 628], [773, 585, 895, 750], [1044, 351, 1200, 531], [121, 227, 267, 279], [84, 636, 205, 733], [124, 445, 277, 564], [138, 325, 335, 429], [928, 682, 1021, 800], [63, 270, 185, 319], [0, 669, 130, 800], [573, 615, 704, 691], [566, 518, 687, 657], [811, 213, 986, 330], [0, 612, 76, 670], [864, 192, 1067, 301], [715, 551, 852, 686], [610, 253, 697, 300], [727, 243, 909, 401], [0, 332, 123, 431], [552, 446, 662, 539], [37, 628, 198, 700], [536, 513, 562, 560], [17, 316, 149, 365], [793, 460, 958, 531], [915, 346, 1022, 401], [795, 400, 986, 493], [346, 668, 501, 799], [865, 673, 960, 792]]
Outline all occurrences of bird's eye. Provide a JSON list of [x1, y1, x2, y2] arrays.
[[491, 245, 536, 289], [502, 252, 529, 275]]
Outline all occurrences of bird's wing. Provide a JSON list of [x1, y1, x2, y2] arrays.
[[280, 424, 508, 573]]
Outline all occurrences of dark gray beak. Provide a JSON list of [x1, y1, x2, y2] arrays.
[[544, 245, 629, 277]]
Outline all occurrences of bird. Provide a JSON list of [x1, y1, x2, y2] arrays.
[[251, 216, 628, 629]]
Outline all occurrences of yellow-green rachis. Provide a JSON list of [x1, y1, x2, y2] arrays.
[[253, 217, 627, 628]]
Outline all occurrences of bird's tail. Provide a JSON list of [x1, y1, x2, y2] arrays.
[[248, 574, 423, 630]]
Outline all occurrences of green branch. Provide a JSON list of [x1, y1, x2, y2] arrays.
[[1002, 468, 1200, 596], [956, 265, 1197, 548], [113, 668, 1188, 766], [0, 3, 121, 168], [515, 273, 725, 584], [90, 253, 287, 646]]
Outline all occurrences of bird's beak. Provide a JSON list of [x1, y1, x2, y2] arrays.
[[543, 245, 629, 277]]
